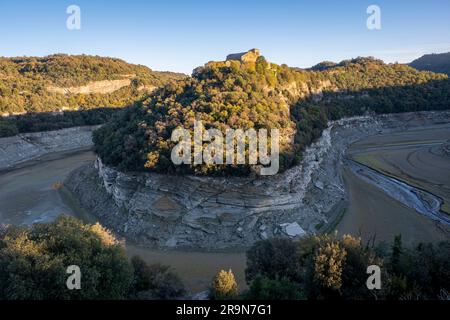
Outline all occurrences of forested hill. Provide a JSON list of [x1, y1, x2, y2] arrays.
[[93, 50, 450, 176], [0, 54, 186, 114], [409, 52, 450, 75]]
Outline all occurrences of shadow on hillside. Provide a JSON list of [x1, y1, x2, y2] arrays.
[[0, 108, 126, 138]]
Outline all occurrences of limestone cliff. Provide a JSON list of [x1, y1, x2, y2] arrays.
[[0, 126, 98, 171]]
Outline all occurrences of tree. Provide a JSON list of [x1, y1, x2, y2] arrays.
[[245, 238, 302, 283], [0, 216, 133, 299], [244, 276, 305, 300], [0, 216, 186, 300], [130, 256, 185, 300]]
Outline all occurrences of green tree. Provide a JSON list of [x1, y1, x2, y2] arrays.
[[0, 216, 133, 299], [130, 256, 185, 299]]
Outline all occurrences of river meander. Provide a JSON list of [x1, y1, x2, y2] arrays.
[[1, 124, 449, 292]]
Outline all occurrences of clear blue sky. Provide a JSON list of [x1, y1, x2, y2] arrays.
[[1, 0, 449, 74]]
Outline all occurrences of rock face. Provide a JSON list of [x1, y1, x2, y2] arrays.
[[65, 111, 450, 250], [442, 140, 450, 156], [0, 126, 98, 171], [47, 79, 133, 95], [226, 49, 261, 64]]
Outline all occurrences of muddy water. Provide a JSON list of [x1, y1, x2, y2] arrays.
[[0, 151, 246, 293], [0, 151, 96, 225]]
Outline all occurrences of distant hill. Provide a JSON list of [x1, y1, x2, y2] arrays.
[[309, 61, 337, 71], [0, 54, 186, 114], [409, 52, 450, 75]]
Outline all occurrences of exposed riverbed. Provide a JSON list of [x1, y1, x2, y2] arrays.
[[337, 124, 450, 246]]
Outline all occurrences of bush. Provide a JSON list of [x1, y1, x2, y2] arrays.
[[244, 235, 450, 300], [384, 240, 450, 300], [210, 269, 238, 300], [0, 216, 186, 300], [246, 238, 302, 283]]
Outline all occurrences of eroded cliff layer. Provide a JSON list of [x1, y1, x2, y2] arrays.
[[0, 126, 98, 171]]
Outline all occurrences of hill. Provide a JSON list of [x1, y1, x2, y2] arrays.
[[93, 50, 450, 176], [0, 54, 186, 115], [409, 52, 450, 75]]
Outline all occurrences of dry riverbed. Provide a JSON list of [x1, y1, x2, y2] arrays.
[[337, 124, 450, 245]]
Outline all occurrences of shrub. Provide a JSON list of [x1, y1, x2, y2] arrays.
[[210, 269, 238, 300], [245, 234, 428, 300], [0, 121, 19, 137], [0, 216, 186, 300]]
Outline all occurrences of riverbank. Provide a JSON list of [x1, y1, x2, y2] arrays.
[[0, 125, 99, 171]]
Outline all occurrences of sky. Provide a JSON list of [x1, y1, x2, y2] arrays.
[[1, 0, 450, 74]]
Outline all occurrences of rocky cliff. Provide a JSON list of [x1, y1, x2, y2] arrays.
[[0, 126, 98, 171], [47, 79, 133, 95]]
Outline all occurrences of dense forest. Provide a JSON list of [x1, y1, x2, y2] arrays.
[[0, 54, 185, 114], [94, 52, 450, 176], [409, 52, 450, 75]]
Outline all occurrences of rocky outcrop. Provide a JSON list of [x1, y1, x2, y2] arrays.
[[47, 79, 132, 95], [0, 126, 98, 171], [65, 111, 450, 250]]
